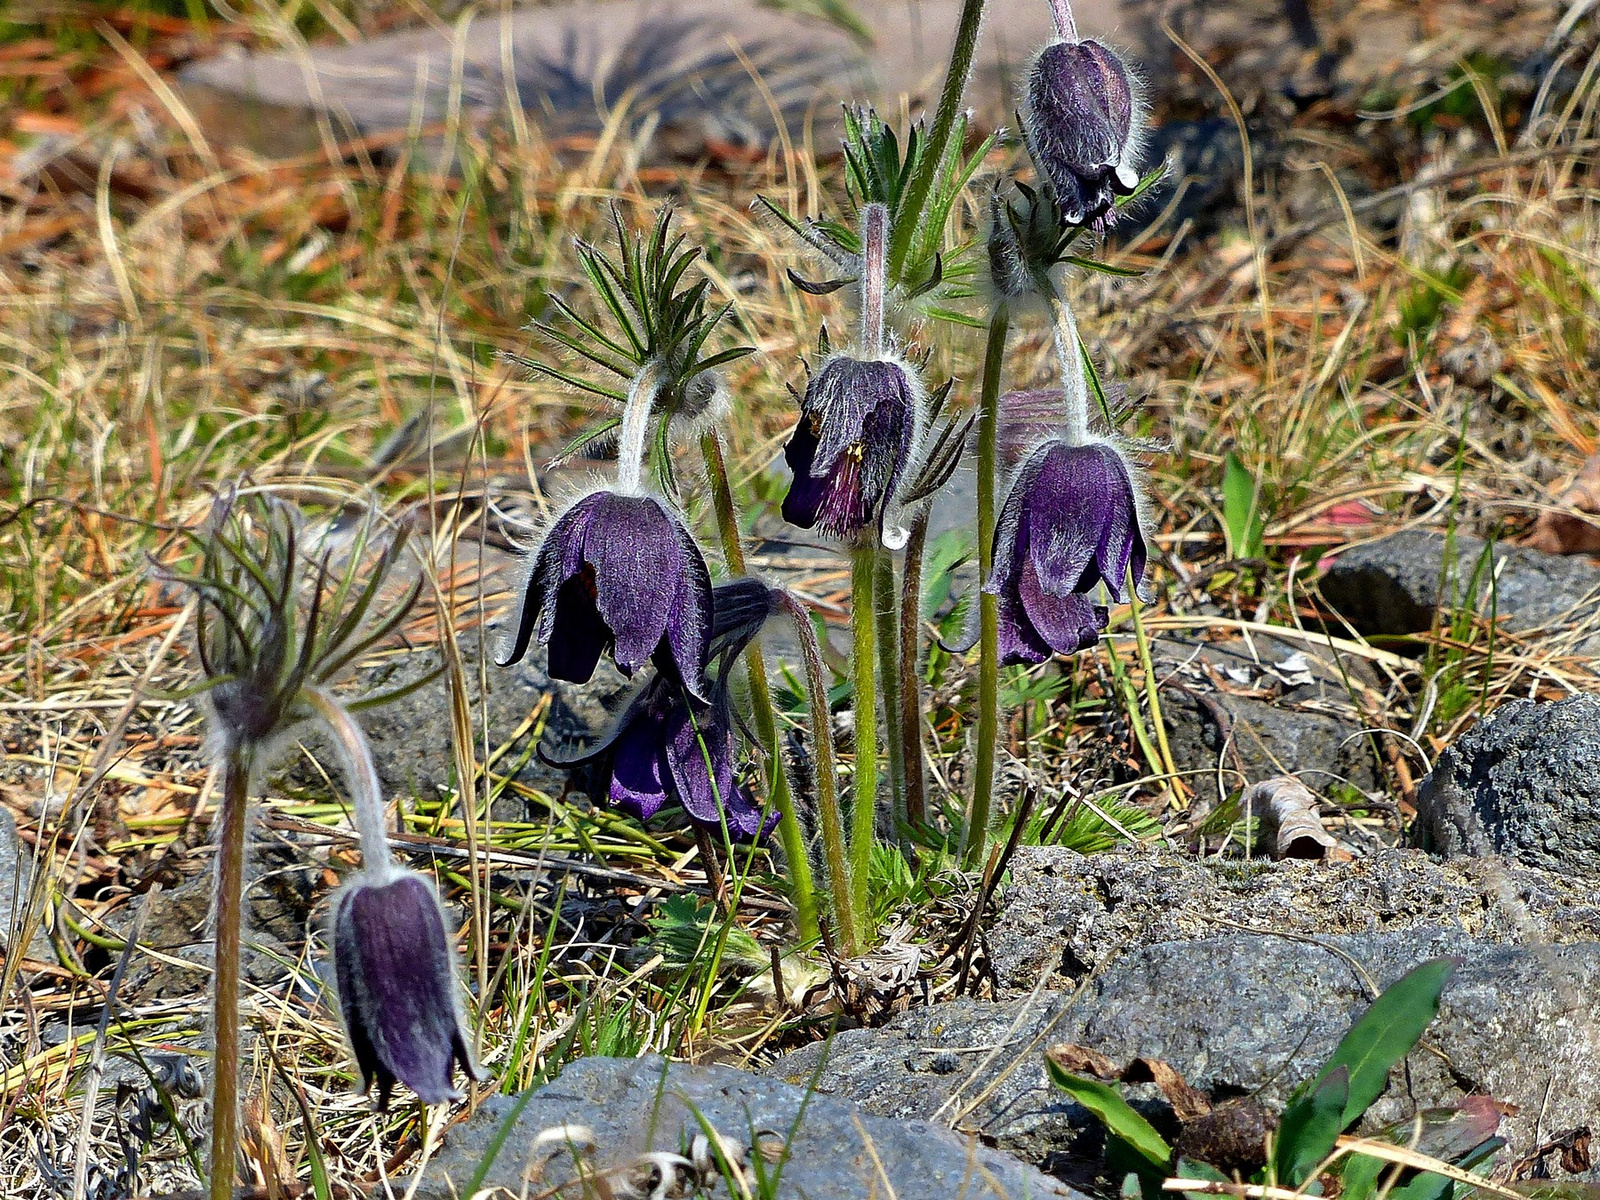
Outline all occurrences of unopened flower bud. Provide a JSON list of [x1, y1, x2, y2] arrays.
[[1026, 38, 1142, 228], [332, 870, 482, 1110]]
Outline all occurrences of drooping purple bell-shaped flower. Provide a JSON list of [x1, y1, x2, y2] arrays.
[[498, 490, 713, 696], [986, 438, 1147, 664], [1026, 38, 1141, 228], [607, 678, 777, 839], [782, 356, 918, 540], [332, 870, 482, 1111], [541, 579, 779, 840]]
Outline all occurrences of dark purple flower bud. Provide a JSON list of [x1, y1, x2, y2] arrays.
[[985, 439, 1147, 664], [332, 871, 482, 1111], [782, 356, 919, 540], [499, 490, 712, 697], [1026, 38, 1141, 227]]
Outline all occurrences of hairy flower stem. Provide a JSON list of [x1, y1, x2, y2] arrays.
[[861, 203, 889, 358], [699, 433, 818, 941], [848, 541, 879, 937], [777, 590, 857, 953], [1047, 0, 1079, 40], [874, 548, 905, 836], [1050, 295, 1091, 448], [209, 748, 249, 1200], [305, 688, 393, 878], [899, 508, 930, 827], [888, 0, 988, 277], [967, 306, 1009, 864], [615, 363, 661, 496]]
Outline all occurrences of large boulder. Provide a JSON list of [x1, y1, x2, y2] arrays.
[[408, 1054, 1083, 1199], [1413, 695, 1600, 882], [769, 929, 1600, 1179]]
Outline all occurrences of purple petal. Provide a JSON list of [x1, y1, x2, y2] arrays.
[[994, 575, 1054, 665], [610, 709, 670, 821], [1024, 441, 1106, 595], [721, 785, 779, 839], [781, 415, 828, 529], [583, 493, 679, 676], [663, 701, 737, 828], [660, 508, 713, 701], [333, 873, 478, 1110], [546, 569, 609, 683], [1019, 555, 1107, 655]]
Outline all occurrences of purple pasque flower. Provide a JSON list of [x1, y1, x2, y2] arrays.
[[1025, 38, 1141, 227], [606, 676, 776, 839], [782, 355, 919, 540], [541, 579, 779, 840], [332, 869, 482, 1110], [985, 438, 1147, 664], [498, 489, 712, 697]]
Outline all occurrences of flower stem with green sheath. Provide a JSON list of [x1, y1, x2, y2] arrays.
[[700, 432, 819, 941], [848, 540, 879, 938], [875, 547, 905, 833], [777, 590, 857, 953], [966, 305, 1009, 864], [209, 749, 249, 1200], [899, 508, 930, 827]]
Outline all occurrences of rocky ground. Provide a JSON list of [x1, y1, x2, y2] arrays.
[[2, 0, 1598, 1195]]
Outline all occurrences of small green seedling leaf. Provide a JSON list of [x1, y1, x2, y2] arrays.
[[1339, 1152, 1389, 1200], [1222, 450, 1265, 559], [1046, 1058, 1172, 1170], [1275, 1064, 1351, 1186], [1178, 1157, 1231, 1200]]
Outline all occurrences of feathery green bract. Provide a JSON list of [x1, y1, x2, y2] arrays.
[[761, 106, 996, 327], [164, 490, 421, 751], [509, 205, 753, 410]]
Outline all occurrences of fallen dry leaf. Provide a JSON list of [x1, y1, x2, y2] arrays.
[[1046, 1045, 1213, 1122], [1244, 776, 1338, 860], [1525, 451, 1600, 556]]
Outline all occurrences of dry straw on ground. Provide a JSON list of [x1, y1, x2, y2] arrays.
[[1, 5, 1597, 1196]]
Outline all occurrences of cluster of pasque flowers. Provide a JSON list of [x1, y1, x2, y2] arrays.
[[210, 0, 1164, 1134], [981, 0, 1152, 665]]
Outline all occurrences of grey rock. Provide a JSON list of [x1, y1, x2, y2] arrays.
[[987, 846, 1600, 996], [1319, 531, 1600, 648], [114, 828, 324, 1003], [1414, 695, 1600, 881], [1153, 633, 1381, 804], [0, 807, 54, 963], [177, 0, 1088, 162], [770, 930, 1600, 1176], [409, 1054, 1081, 1199]]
